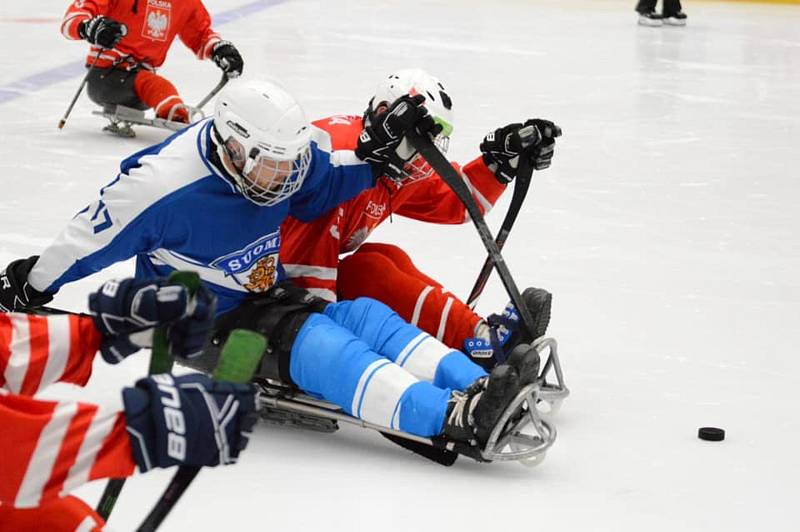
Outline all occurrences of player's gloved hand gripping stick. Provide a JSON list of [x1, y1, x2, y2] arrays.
[[407, 129, 539, 345], [95, 271, 213, 520], [465, 125, 540, 309], [136, 328, 266, 532]]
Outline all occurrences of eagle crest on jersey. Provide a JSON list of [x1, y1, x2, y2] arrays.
[[143, 0, 170, 41]]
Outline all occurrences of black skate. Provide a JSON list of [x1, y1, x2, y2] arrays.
[[443, 365, 520, 459], [463, 286, 552, 370], [638, 11, 664, 26], [663, 10, 687, 26], [505, 343, 541, 387]]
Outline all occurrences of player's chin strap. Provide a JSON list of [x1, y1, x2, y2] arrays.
[[208, 125, 249, 191]]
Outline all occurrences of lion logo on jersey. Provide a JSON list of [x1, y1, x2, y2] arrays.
[[210, 231, 282, 292], [244, 255, 278, 293], [143, 0, 170, 41]]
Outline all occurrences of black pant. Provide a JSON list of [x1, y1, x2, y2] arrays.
[[179, 282, 330, 384], [636, 0, 682, 15], [86, 67, 148, 111]]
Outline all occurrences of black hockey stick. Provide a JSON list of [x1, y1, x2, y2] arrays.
[[195, 73, 229, 112], [136, 329, 266, 532], [95, 271, 201, 521], [465, 126, 539, 309], [408, 131, 537, 344], [58, 50, 102, 130]]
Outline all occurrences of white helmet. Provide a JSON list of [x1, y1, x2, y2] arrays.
[[366, 69, 454, 183], [214, 80, 312, 206]]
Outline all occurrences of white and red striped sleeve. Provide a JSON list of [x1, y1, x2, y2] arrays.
[[0, 392, 135, 508], [0, 313, 101, 396]]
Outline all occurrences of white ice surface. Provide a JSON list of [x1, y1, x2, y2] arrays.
[[1, 0, 799, 530]]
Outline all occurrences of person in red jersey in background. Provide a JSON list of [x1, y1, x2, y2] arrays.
[[0, 276, 256, 531], [60, 0, 244, 122], [280, 69, 562, 371]]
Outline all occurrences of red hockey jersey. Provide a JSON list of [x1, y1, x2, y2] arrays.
[[61, 0, 221, 70], [280, 115, 507, 301], [0, 313, 135, 509]]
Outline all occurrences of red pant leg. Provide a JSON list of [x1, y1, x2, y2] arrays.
[[133, 70, 189, 122], [338, 243, 481, 349]]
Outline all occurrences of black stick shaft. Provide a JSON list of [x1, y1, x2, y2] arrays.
[[465, 157, 533, 309], [58, 51, 101, 130], [136, 329, 265, 531], [195, 74, 229, 111], [408, 131, 537, 343], [136, 467, 200, 532], [95, 272, 200, 521]]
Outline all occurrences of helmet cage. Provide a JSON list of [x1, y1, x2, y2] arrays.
[[223, 136, 311, 207]]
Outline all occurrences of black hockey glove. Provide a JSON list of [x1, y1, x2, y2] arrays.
[[122, 373, 257, 472], [78, 16, 127, 49], [212, 41, 244, 78], [89, 277, 217, 364], [0, 256, 54, 312], [480, 119, 562, 184], [356, 94, 439, 180]]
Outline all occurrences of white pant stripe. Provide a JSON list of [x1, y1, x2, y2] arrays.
[[40, 315, 70, 390], [155, 95, 180, 115], [396, 332, 428, 368], [15, 402, 78, 508], [358, 363, 418, 429], [4, 314, 31, 394], [351, 359, 390, 416], [411, 286, 434, 326], [62, 406, 118, 494], [400, 336, 454, 384], [436, 297, 455, 342]]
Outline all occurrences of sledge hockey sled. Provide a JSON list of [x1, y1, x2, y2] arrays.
[[92, 104, 201, 138], [256, 336, 566, 467]]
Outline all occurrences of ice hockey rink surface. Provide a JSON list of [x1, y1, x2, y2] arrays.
[[1, 0, 799, 530]]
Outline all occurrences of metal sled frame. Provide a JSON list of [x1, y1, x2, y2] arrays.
[[92, 104, 200, 137], [532, 337, 569, 416], [256, 337, 564, 466]]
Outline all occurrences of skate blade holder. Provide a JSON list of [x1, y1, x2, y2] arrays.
[[480, 382, 557, 467], [532, 337, 569, 417]]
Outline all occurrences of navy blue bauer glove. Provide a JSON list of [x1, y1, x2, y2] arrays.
[[89, 277, 217, 363], [122, 373, 258, 472]]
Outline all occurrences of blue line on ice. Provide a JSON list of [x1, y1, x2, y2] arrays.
[[0, 0, 286, 106]]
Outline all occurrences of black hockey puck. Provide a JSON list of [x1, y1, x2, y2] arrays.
[[698, 427, 725, 441]]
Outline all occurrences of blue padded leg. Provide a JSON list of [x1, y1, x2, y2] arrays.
[[289, 312, 449, 436], [324, 298, 486, 391]]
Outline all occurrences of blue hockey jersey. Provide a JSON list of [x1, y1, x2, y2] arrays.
[[27, 118, 375, 314]]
